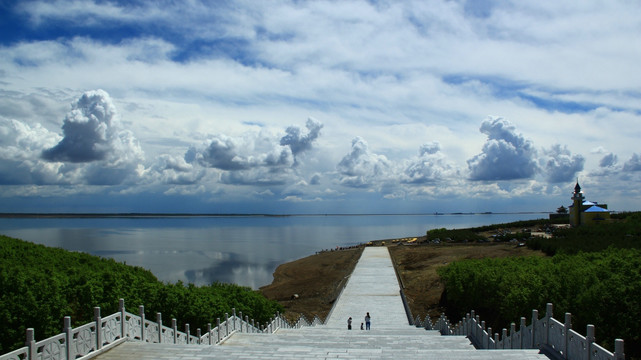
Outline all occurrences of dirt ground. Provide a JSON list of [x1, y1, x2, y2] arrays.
[[260, 248, 363, 323], [388, 242, 545, 321], [260, 240, 545, 324]]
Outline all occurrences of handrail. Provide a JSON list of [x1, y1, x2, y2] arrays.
[[0, 298, 324, 360], [430, 303, 625, 360], [0, 300, 627, 360]]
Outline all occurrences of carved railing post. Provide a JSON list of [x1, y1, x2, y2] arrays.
[[531, 309, 539, 348], [217, 318, 221, 343], [494, 332, 499, 350], [233, 308, 237, 331], [139, 305, 146, 342], [520, 317, 526, 349], [196, 329, 201, 345], [564, 313, 572, 358], [544, 303, 553, 346], [586, 324, 595, 359], [486, 326, 492, 349], [510, 323, 516, 349], [172, 319, 177, 344], [94, 307, 102, 350], [26, 328, 35, 360], [185, 324, 190, 344], [156, 313, 162, 343], [225, 313, 229, 337], [251, 319, 255, 333], [207, 323, 212, 345], [502, 328, 508, 349], [614, 339, 625, 360], [64, 316, 73, 360], [474, 315, 480, 341], [119, 299, 126, 340], [245, 315, 249, 333]]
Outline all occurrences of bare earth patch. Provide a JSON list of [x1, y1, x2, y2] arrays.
[[388, 243, 545, 321], [261, 241, 545, 324], [260, 248, 363, 323]]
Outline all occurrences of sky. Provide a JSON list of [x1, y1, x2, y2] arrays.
[[1, 0, 640, 214]]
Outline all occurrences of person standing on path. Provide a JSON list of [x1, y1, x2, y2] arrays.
[[347, 317, 352, 330], [365, 312, 371, 330]]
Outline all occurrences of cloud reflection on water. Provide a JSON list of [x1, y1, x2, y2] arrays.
[[184, 255, 281, 289]]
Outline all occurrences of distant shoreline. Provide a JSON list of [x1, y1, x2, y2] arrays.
[[0, 212, 551, 219]]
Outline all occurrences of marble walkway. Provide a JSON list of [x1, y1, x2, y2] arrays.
[[94, 246, 551, 359]]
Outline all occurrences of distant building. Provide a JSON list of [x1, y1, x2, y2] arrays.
[[569, 181, 610, 227]]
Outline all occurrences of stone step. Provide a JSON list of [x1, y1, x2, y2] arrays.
[[222, 334, 476, 351], [278, 326, 442, 336], [92, 247, 551, 360], [97, 341, 550, 360]]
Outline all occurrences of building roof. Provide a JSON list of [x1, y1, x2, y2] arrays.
[[584, 205, 609, 213]]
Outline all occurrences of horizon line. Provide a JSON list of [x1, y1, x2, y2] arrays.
[[0, 211, 554, 218]]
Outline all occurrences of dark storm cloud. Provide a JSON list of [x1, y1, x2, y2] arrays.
[[467, 117, 538, 181]]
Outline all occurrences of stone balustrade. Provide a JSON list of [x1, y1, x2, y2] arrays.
[[0, 298, 627, 360], [0, 298, 321, 360], [415, 303, 625, 360]]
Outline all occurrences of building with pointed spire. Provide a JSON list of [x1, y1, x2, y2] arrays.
[[569, 181, 610, 227]]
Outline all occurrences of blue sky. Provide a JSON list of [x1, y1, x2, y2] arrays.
[[1, 0, 640, 214]]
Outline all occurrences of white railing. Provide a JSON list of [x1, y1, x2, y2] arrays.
[[415, 303, 625, 360], [0, 298, 323, 360]]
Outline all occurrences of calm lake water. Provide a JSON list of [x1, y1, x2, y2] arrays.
[[0, 213, 546, 289]]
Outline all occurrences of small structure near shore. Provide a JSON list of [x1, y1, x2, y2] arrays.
[[569, 181, 610, 227]]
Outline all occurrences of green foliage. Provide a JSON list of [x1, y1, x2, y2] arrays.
[[468, 218, 562, 233], [0, 235, 283, 353], [439, 248, 641, 357], [528, 212, 641, 255], [426, 228, 486, 243]]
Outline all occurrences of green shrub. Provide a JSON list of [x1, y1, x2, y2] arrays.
[[439, 248, 641, 357], [0, 235, 283, 353]]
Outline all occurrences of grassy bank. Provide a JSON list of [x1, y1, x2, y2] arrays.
[[0, 235, 282, 354]]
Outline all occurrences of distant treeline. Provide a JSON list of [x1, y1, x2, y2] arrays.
[[438, 212, 641, 358], [0, 235, 283, 354]]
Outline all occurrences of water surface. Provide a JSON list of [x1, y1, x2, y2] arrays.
[[0, 213, 545, 289]]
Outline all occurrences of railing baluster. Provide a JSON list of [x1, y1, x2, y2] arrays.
[[64, 316, 73, 360], [172, 319, 177, 344], [139, 305, 145, 342], [94, 307, 102, 350], [157, 313, 162, 343], [119, 299, 126, 340]]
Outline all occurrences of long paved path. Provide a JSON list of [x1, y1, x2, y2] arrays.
[[325, 246, 409, 329], [95, 246, 552, 359]]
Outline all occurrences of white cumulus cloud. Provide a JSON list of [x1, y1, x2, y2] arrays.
[[467, 116, 538, 181]]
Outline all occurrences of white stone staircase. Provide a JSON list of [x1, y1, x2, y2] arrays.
[[94, 247, 551, 360]]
